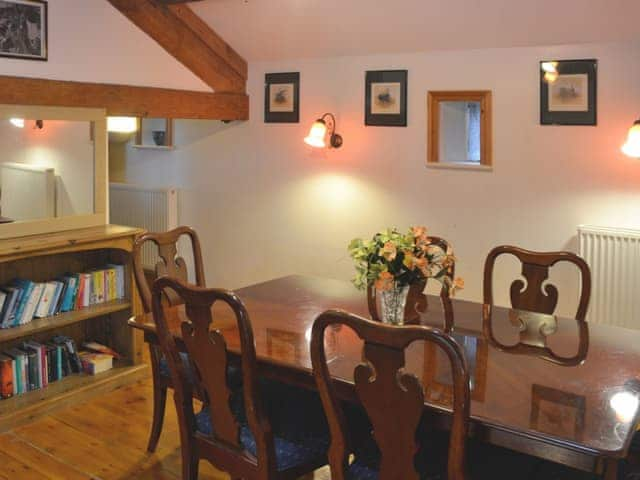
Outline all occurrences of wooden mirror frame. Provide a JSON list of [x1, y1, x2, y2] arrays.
[[0, 105, 107, 239], [427, 90, 493, 167]]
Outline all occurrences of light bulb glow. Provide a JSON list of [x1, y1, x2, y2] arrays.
[[304, 120, 328, 148], [610, 391, 639, 423], [10, 118, 25, 128], [541, 61, 559, 74], [107, 116, 138, 133], [622, 121, 640, 158]]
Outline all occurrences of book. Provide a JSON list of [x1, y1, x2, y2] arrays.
[[107, 264, 125, 299], [91, 270, 105, 305], [60, 275, 78, 312], [79, 351, 113, 375], [0, 291, 6, 324], [11, 280, 32, 326], [68, 274, 81, 311], [0, 354, 14, 399], [82, 341, 121, 360], [52, 279, 68, 315], [22, 347, 38, 391], [105, 267, 117, 302], [47, 281, 64, 317], [23, 341, 45, 389], [77, 273, 92, 309], [34, 282, 57, 319], [0, 288, 19, 328], [52, 336, 82, 374], [21, 283, 45, 325], [6, 349, 26, 394]]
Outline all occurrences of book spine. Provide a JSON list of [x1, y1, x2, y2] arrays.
[[0, 356, 13, 399], [11, 358, 17, 396]]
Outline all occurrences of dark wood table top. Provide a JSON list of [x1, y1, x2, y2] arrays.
[[129, 274, 640, 469]]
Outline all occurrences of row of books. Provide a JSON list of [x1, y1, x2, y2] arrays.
[[0, 338, 120, 399], [0, 264, 126, 330]]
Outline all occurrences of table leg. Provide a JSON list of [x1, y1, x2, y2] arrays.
[[604, 458, 618, 480]]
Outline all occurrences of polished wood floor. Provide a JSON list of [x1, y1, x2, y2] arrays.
[[0, 378, 330, 479]]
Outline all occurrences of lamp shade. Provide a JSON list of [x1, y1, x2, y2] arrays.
[[304, 119, 327, 148], [622, 120, 640, 158]]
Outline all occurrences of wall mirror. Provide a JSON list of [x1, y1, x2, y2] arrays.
[[427, 91, 492, 168], [0, 105, 107, 239]]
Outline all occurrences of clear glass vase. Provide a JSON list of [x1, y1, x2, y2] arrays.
[[379, 283, 410, 325]]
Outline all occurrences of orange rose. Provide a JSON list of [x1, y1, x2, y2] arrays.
[[412, 226, 428, 238], [379, 241, 397, 261], [375, 271, 394, 291]]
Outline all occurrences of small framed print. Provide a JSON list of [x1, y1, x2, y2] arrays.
[[365, 70, 408, 127], [0, 0, 48, 61], [264, 72, 299, 123], [540, 59, 597, 125]]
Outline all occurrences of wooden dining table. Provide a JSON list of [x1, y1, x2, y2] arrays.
[[128, 274, 640, 479]]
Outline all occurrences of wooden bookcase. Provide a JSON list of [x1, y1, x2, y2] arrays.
[[0, 225, 148, 431]]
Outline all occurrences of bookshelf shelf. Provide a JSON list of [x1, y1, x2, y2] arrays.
[[0, 299, 131, 343], [0, 225, 145, 431], [0, 363, 148, 432]]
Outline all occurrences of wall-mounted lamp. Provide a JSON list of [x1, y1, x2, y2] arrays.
[[107, 116, 138, 133], [304, 113, 343, 149], [622, 119, 640, 158]]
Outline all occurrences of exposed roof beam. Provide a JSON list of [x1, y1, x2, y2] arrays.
[[0, 76, 249, 120], [107, 0, 246, 93]]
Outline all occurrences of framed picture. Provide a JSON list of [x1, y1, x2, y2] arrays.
[[365, 70, 408, 127], [264, 72, 299, 123], [540, 59, 597, 125], [0, 0, 47, 61]]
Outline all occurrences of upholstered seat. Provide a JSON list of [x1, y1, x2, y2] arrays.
[[194, 383, 330, 472]]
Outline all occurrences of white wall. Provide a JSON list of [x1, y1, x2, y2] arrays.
[[0, 119, 94, 217], [0, 0, 205, 91], [123, 40, 640, 317]]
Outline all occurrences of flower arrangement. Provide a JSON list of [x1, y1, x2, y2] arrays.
[[348, 226, 464, 295]]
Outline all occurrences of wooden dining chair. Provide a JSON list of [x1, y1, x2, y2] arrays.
[[152, 277, 329, 480], [133, 226, 207, 453], [367, 236, 456, 329], [482, 245, 591, 365], [311, 309, 471, 480]]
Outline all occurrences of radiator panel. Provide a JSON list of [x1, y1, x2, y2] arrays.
[[109, 183, 178, 269], [578, 225, 640, 328]]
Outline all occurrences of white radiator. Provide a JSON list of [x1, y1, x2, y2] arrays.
[[109, 183, 179, 268], [578, 225, 640, 328]]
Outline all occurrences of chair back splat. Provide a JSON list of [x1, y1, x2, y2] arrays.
[[311, 309, 470, 480]]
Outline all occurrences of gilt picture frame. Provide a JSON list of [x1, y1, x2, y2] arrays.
[[540, 59, 597, 126], [0, 0, 47, 61], [264, 72, 300, 123], [365, 70, 408, 127]]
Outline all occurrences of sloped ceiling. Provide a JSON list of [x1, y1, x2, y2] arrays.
[[191, 0, 640, 61]]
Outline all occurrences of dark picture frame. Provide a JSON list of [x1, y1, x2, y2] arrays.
[[0, 0, 48, 61], [365, 70, 408, 127], [540, 59, 597, 126], [264, 72, 300, 123]]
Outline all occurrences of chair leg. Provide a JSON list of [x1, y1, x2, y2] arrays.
[[147, 384, 168, 453], [147, 343, 167, 453], [182, 446, 199, 480]]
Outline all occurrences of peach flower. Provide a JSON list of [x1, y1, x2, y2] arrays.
[[379, 241, 397, 261], [412, 226, 428, 238], [375, 271, 394, 291]]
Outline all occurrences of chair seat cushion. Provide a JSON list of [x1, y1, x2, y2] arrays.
[[195, 382, 329, 472]]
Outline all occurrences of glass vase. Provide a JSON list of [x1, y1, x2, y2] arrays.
[[379, 282, 410, 325]]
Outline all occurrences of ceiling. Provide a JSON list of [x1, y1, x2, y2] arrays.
[[191, 0, 640, 62]]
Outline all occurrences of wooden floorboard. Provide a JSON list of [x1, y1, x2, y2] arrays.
[[0, 376, 331, 479]]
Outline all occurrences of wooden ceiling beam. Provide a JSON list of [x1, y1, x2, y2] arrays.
[[107, 0, 246, 93], [167, 3, 247, 79], [0, 76, 249, 120]]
